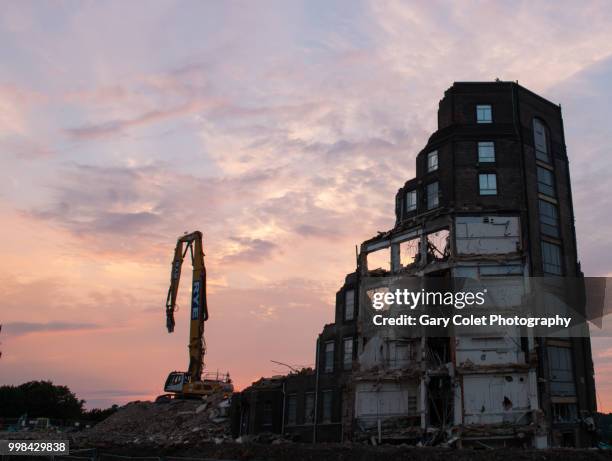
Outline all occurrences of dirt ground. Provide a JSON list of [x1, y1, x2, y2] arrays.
[[4, 430, 612, 460], [81, 442, 612, 461]]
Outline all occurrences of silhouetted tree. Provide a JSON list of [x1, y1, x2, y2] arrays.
[[0, 381, 84, 419]]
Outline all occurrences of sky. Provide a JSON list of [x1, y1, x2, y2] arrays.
[[1, 0, 612, 410]]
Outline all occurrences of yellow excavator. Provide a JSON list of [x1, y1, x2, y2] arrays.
[[162, 231, 233, 398]]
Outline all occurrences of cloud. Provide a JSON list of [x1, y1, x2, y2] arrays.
[[0, 85, 43, 136], [64, 100, 212, 140], [3, 321, 102, 337], [221, 237, 280, 264]]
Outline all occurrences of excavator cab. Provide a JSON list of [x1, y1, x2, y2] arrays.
[[164, 371, 232, 397], [164, 371, 190, 393]]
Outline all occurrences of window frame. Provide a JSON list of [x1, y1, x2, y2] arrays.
[[476, 104, 493, 124], [321, 390, 333, 423], [533, 118, 550, 163], [324, 340, 334, 373], [427, 150, 438, 173], [541, 240, 563, 275], [426, 182, 439, 210], [343, 337, 353, 370], [478, 141, 495, 163], [344, 289, 355, 321], [537, 166, 556, 197], [548, 345, 576, 396], [286, 393, 297, 426], [479, 173, 498, 196], [539, 199, 560, 238], [304, 392, 315, 424], [263, 401, 273, 427], [405, 189, 417, 212]]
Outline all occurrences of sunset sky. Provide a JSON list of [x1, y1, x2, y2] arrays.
[[2, 1, 612, 411]]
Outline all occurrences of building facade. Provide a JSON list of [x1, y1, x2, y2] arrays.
[[231, 81, 597, 448]]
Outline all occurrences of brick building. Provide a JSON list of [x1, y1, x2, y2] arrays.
[[231, 81, 597, 448]]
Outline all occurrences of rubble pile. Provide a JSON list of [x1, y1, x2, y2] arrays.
[[73, 393, 231, 447]]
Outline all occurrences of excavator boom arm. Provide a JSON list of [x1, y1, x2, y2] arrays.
[[164, 231, 209, 382]]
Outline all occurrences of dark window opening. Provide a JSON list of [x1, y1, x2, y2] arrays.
[[542, 241, 563, 275], [537, 166, 556, 197], [478, 141, 495, 162], [539, 199, 560, 238], [286, 394, 297, 426], [324, 341, 334, 373], [427, 182, 439, 209], [321, 390, 333, 423]]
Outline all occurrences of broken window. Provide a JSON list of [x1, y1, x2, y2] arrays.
[[548, 346, 576, 396], [321, 390, 333, 422], [478, 141, 495, 163], [304, 392, 315, 424], [539, 199, 560, 238], [286, 394, 297, 425], [367, 247, 390, 272], [343, 337, 353, 370], [479, 173, 497, 195], [389, 340, 415, 368], [476, 104, 492, 123], [405, 190, 417, 212], [542, 241, 562, 275], [427, 182, 439, 209], [324, 341, 334, 373], [426, 337, 450, 365], [533, 118, 549, 162], [426, 229, 450, 261], [552, 402, 578, 423], [344, 289, 355, 321], [400, 237, 420, 267], [537, 166, 556, 197], [427, 150, 438, 172]]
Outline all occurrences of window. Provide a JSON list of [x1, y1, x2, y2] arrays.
[[408, 395, 418, 414], [539, 199, 560, 238], [533, 118, 549, 162], [552, 403, 578, 423], [426, 182, 439, 209], [548, 346, 576, 396], [427, 150, 438, 172], [344, 290, 355, 321], [542, 241, 562, 275], [324, 341, 334, 373], [263, 401, 273, 426], [479, 173, 497, 195], [406, 190, 417, 212], [343, 337, 353, 370], [476, 104, 492, 123], [537, 166, 555, 197], [304, 392, 315, 424], [286, 394, 297, 425], [321, 390, 332, 422], [478, 141, 495, 162]]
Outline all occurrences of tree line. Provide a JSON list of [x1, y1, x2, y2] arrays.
[[0, 381, 117, 422]]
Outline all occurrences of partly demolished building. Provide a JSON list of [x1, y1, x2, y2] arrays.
[[231, 81, 597, 448]]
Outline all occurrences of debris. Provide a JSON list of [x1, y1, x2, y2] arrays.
[[72, 393, 231, 447]]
